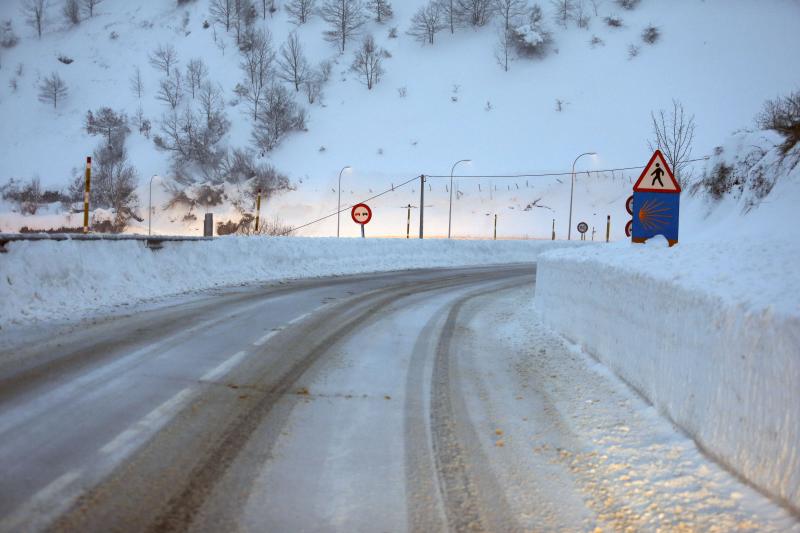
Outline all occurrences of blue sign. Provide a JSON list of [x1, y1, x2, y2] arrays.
[[631, 150, 681, 247]]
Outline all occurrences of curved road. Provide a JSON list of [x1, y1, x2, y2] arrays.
[[1, 265, 796, 532], [0, 266, 533, 532]]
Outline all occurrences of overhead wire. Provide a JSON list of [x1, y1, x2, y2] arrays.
[[280, 156, 711, 235]]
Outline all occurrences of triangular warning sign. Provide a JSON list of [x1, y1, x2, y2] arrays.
[[633, 150, 681, 193]]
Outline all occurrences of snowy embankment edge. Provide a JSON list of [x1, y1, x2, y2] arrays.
[[0, 237, 579, 328], [534, 250, 800, 514]]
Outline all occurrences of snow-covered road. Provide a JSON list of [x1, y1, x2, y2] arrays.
[[0, 266, 796, 532]]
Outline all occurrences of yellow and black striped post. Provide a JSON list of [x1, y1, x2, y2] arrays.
[[606, 215, 611, 242], [83, 156, 91, 234], [551, 219, 556, 240], [494, 214, 497, 240], [255, 188, 262, 233]]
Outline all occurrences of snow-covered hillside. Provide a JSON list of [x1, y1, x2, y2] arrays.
[[1, 0, 799, 238]]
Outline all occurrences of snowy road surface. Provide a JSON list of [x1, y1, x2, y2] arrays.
[[0, 266, 796, 532]]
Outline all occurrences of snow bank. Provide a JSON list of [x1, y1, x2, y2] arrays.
[[535, 240, 800, 513], [0, 237, 577, 328]]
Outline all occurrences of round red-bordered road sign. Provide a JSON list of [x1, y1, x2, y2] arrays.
[[577, 222, 589, 234], [626, 195, 634, 216], [351, 203, 372, 225], [625, 220, 633, 237]]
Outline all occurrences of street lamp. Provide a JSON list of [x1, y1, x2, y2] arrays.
[[568, 152, 596, 240], [148, 174, 160, 236], [448, 159, 471, 239], [337, 165, 352, 238]]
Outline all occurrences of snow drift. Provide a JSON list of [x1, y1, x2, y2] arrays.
[[535, 132, 800, 512], [0, 237, 577, 329]]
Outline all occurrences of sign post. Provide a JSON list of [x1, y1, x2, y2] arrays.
[[351, 203, 372, 238], [631, 150, 681, 246]]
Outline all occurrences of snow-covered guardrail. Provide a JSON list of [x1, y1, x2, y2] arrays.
[[0, 233, 211, 253], [535, 241, 800, 514]]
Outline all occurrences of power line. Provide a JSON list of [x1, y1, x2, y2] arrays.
[[424, 156, 710, 179], [279, 175, 420, 236], [280, 156, 711, 235]]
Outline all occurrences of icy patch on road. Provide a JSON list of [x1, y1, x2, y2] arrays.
[[457, 285, 799, 531]]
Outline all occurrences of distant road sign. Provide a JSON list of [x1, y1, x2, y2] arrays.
[[626, 195, 634, 215], [577, 222, 588, 234], [625, 220, 633, 237], [351, 203, 372, 225]]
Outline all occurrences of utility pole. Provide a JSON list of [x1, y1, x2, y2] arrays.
[[419, 175, 425, 239]]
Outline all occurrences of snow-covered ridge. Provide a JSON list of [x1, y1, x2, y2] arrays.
[[0, 237, 578, 329]]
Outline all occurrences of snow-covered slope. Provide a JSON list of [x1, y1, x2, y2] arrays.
[[1, 0, 799, 237]]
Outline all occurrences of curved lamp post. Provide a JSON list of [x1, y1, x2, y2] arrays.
[[336, 165, 352, 238], [448, 159, 471, 239], [148, 174, 160, 236], [568, 152, 596, 240]]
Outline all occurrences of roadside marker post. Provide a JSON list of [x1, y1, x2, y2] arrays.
[[494, 214, 497, 240], [83, 157, 91, 234], [419, 175, 425, 239], [551, 219, 555, 240], [606, 215, 611, 242], [255, 188, 262, 233]]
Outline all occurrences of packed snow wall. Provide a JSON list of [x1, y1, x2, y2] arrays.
[[0, 237, 581, 328], [535, 242, 800, 514]]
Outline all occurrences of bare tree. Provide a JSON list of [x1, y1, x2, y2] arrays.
[[82, 0, 102, 18], [38, 72, 67, 108], [407, 2, 445, 45], [129, 65, 144, 99], [277, 31, 309, 91], [495, 26, 513, 71], [186, 58, 208, 99], [439, 0, 458, 34], [550, 0, 574, 27], [367, 0, 393, 23], [149, 43, 179, 76], [648, 99, 696, 186], [85, 107, 129, 147], [210, 0, 233, 31], [156, 70, 183, 110], [253, 83, 306, 151], [589, 0, 602, 16], [351, 34, 384, 90], [233, 0, 256, 44], [239, 28, 274, 120], [286, 0, 316, 24], [321, 0, 366, 53], [21, 0, 47, 39], [456, 0, 493, 27], [63, 0, 80, 25], [303, 74, 322, 104], [494, 0, 527, 31]]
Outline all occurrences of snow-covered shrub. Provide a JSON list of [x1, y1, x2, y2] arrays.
[[756, 88, 800, 155], [510, 4, 552, 57], [1, 177, 43, 215], [627, 43, 639, 59], [589, 35, 603, 47], [388, 26, 398, 38], [641, 24, 659, 44], [603, 14, 622, 27], [1, 20, 19, 48], [63, 0, 81, 25], [57, 54, 74, 64], [616, 0, 638, 9]]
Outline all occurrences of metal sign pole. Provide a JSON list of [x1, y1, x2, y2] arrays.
[[255, 188, 262, 233]]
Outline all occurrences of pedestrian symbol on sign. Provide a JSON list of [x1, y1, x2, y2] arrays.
[[651, 163, 665, 187]]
